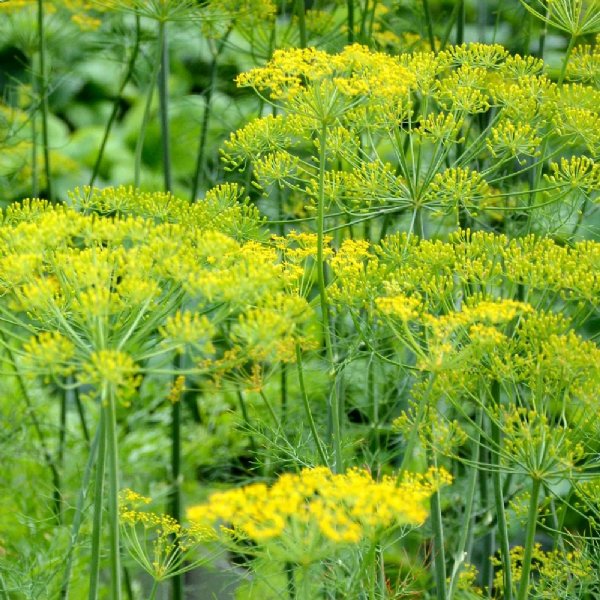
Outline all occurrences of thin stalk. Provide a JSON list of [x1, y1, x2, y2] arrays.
[[517, 478, 541, 600], [281, 362, 288, 426], [89, 15, 141, 188], [347, 0, 354, 43], [316, 124, 342, 473], [171, 389, 183, 600], [37, 0, 52, 201], [88, 410, 107, 600], [428, 443, 446, 600], [31, 66, 38, 197], [295, 344, 329, 467], [456, 0, 465, 45], [134, 38, 162, 188], [158, 19, 172, 192], [190, 33, 230, 201], [105, 386, 122, 600], [558, 35, 576, 86], [75, 388, 91, 444], [285, 562, 296, 599], [422, 0, 436, 52], [149, 580, 159, 600], [60, 424, 101, 599], [448, 410, 482, 599], [237, 390, 257, 454], [490, 381, 513, 600], [296, 0, 307, 47], [56, 388, 68, 523], [4, 335, 62, 520]]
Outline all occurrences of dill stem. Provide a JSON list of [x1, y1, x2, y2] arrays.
[[296, 344, 329, 467], [296, 0, 307, 48], [2, 334, 62, 520], [558, 35, 576, 86], [456, 0, 465, 45], [448, 409, 482, 599], [89, 15, 140, 189], [134, 32, 162, 188], [105, 386, 122, 600], [88, 410, 106, 600], [190, 33, 230, 202], [158, 19, 172, 192], [517, 478, 541, 600], [316, 124, 342, 473], [347, 0, 354, 43], [61, 425, 101, 599], [422, 0, 436, 53], [490, 380, 513, 600], [31, 65, 38, 197], [36, 0, 52, 201], [427, 436, 447, 600]]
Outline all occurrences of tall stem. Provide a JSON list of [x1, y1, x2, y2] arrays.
[[422, 0, 436, 52], [316, 124, 342, 473], [88, 410, 107, 600], [428, 441, 446, 600], [134, 34, 162, 188], [36, 0, 52, 201], [61, 424, 101, 599], [105, 386, 122, 600], [296, 0, 307, 47], [158, 20, 172, 192], [296, 344, 329, 467], [490, 380, 513, 600], [347, 0, 354, 43], [517, 478, 541, 600], [89, 16, 141, 188], [558, 35, 576, 86], [190, 33, 230, 202]]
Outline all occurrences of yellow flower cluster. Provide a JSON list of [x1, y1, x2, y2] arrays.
[[0, 189, 316, 401], [187, 466, 451, 560], [119, 489, 215, 582]]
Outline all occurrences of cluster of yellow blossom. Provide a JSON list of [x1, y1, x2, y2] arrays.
[[187, 466, 451, 562], [119, 489, 216, 582], [0, 189, 315, 402]]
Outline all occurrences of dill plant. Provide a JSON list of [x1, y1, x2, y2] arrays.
[[0, 1, 599, 599]]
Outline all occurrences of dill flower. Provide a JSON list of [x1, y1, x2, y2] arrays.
[[119, 489, 217, 583], [187, 466, 451, 564]]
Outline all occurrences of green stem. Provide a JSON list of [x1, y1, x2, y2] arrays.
[[558, 35, 576, 86], [158, 19, 172, 192], [295, 344, 329, 467], [428, 447, 446, 600], [190, 33, 230, 202], [296, 0, 307, 47], [171, 387, 183, 600], [149, 579, 159, 600], [456, 0, 465, 45], [105, 387, 122, 600], [237, 390, 257, 454], [490, 381, 513, 600], [285, 562, 296, 599], [347, 0, 354, 43], [89, 16, 141, 188], [37, 0, 52, 201], [422, 0, 436, 52], [517, 478, 541, 600], [134, 33, 162, 188], [61, 424, 101, 599], [31, 65, 38, 197], [316, 124, 342, 473], [88, 410, 107, 600], [448, 410, 482, 599], [3, 335, 62, 520]]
